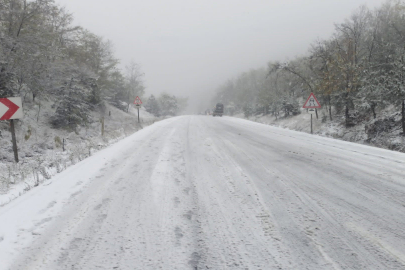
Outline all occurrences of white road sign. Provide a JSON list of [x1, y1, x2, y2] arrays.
[[0, 97, 23, 120]]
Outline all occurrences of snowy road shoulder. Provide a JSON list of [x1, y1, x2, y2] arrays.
[[0, 119, 176, 268]]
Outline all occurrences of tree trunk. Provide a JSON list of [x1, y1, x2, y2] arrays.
[[315, 109, 318, 119], [402, 100, 405, 136], [328, 95, 332, 121], [371, 103, 376, 119], [101, 117, 105, 136], [23, 92, 28, 104], [345, 96, 350, 128], [36, 102, 41, 122]]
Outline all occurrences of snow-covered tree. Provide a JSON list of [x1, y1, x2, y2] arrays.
[[212, 1, 405, 132], [176, 96, 188, 115], [125, 61, 145, 112], [159, 93, 178, 116], [145, 95, 160, 116], [51, 76, 92, 130], [0, 66, 18, 97]]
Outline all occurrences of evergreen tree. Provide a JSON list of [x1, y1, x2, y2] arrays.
[[159, 93, 178, 116], [51, 77, 92, 130], [145, 95, 160, 116]]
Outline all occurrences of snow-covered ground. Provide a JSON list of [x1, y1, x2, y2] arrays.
[[1, 115, 405, 269], [236, 106, 405, 153], [0, 102, 158, 206]]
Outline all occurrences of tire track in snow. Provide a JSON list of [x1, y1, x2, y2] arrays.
[[210, 116, 405, 269], [5, 115, 405, 270]]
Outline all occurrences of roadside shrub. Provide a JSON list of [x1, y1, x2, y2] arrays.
[[54, 136, 62, 148], [25, 126, 32, 141]]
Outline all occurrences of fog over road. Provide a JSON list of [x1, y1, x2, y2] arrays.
[[1, 116, 405, 269]]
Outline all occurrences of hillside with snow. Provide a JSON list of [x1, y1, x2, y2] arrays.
[[0, 99, 158, 206], [234, 103, 405, 153]]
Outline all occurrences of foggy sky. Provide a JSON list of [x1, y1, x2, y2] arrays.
[[55, 0, 387, 113]]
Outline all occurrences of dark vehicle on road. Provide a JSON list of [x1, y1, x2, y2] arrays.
[[213, 103, 224, 117]]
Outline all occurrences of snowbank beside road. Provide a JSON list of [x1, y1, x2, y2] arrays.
[[0, 104, 160, 206], [234, 105, 405, 153], [0, 119, 168, 269]]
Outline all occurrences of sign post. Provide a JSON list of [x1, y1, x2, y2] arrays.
[[10, 120, 18, 162], [303, 93, 321, 134], [133, 96, 142, 123], [0, 97, 23, 162]]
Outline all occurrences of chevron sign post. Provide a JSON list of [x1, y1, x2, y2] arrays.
[[0, 97, 23, 162]]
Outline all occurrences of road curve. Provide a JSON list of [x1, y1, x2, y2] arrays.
[[2, 115, 405, 270]]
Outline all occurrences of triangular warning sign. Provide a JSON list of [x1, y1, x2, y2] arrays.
[[134, 96, 142, 105], [303, 93, 321, 108]]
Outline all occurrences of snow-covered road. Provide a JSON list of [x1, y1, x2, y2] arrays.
[[1, 116, 405, 269]]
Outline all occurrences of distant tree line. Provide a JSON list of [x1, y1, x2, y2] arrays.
[[145, 93, 188, 117], [212, 1, 405, 134], [0, 0, 144, 130]]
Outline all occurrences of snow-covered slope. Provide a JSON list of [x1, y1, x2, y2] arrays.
[[235, 105, 405, 153], [0, 100, 158, 205], [1, 115, 405, 269]]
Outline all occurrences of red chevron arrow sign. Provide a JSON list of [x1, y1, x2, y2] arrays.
[[0, 97, 23, 120]]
